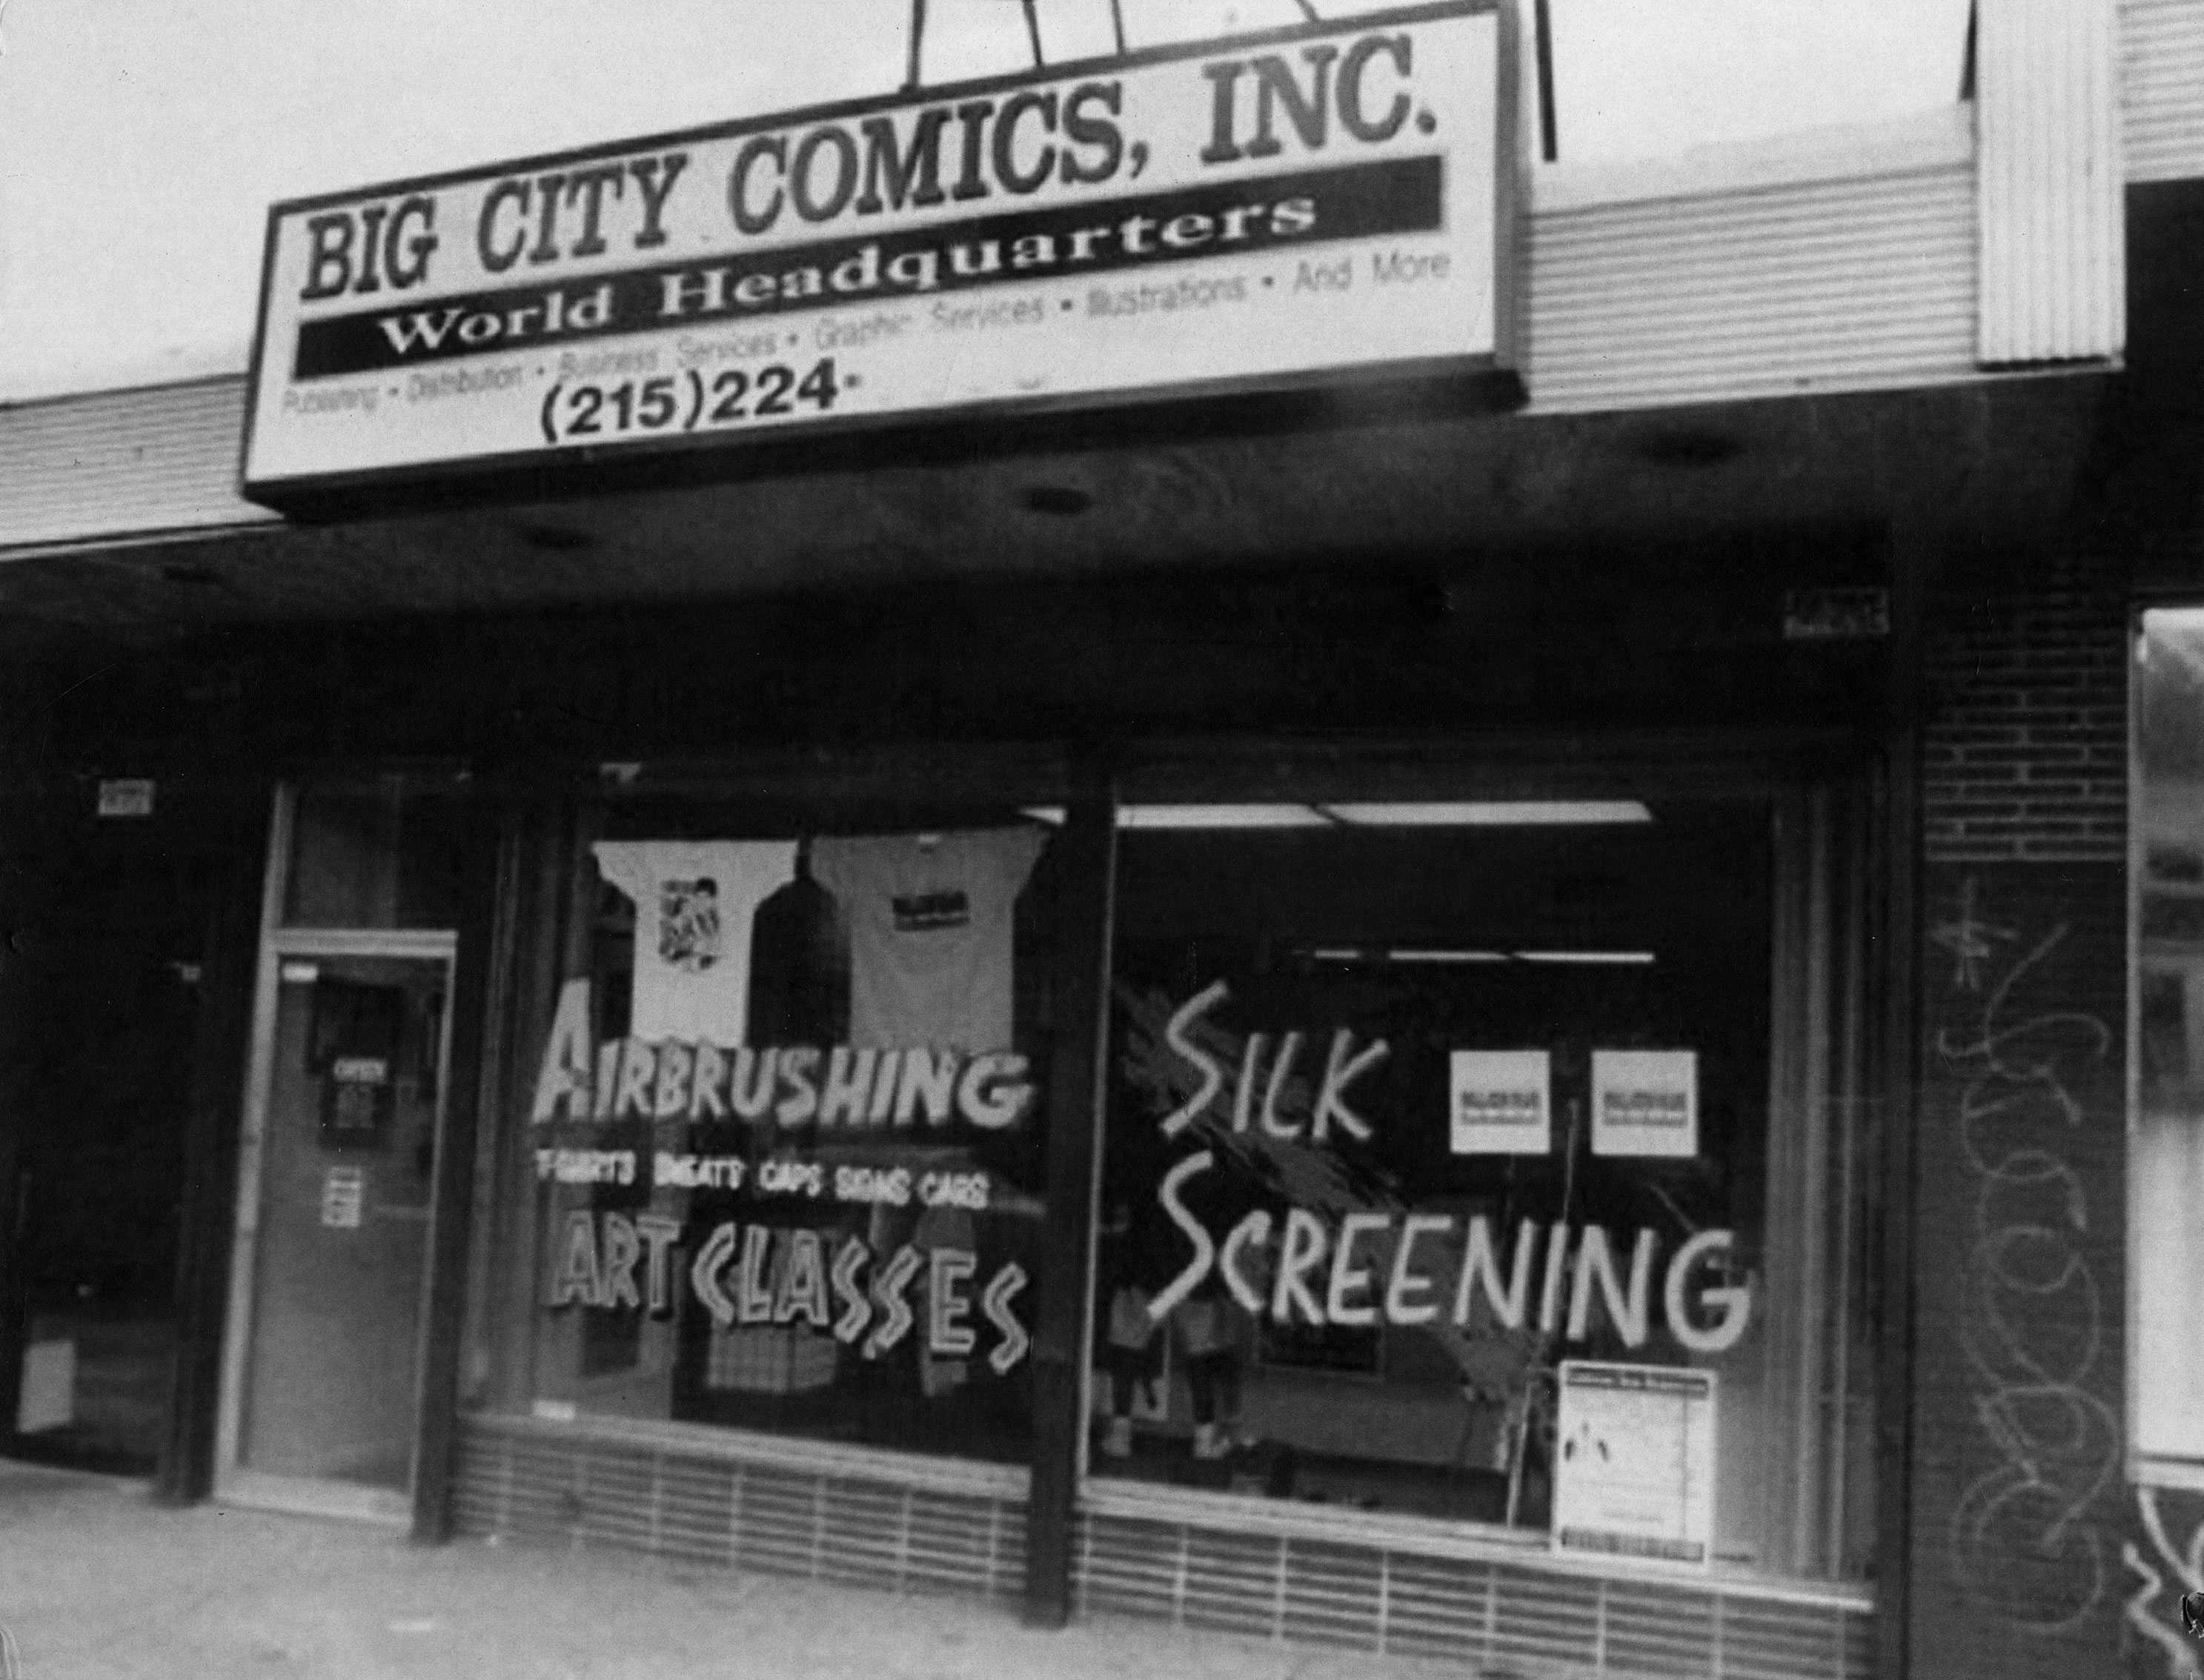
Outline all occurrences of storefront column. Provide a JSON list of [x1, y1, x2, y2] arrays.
[[156, 785, 275, 1504], [411, 800, 510, 1541], [0, 769, 44, 1448], [1906, 551, 2131, 1679], [1022, 763, 1117, 1627], [1874, 520, 1930, 1677]]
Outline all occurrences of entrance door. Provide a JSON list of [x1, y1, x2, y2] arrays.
[[1, 838, 214, 1475], [216, 940, 451, 1520]]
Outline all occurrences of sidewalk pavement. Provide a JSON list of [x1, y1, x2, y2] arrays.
[[0, 1461, 1454, 1680]]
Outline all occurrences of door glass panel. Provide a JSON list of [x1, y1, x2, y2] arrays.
[[7, 855, 207, 1472], [283, 787, 467, 930], [236, 953, 446, 1491]]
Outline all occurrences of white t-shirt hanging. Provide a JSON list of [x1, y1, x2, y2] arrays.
[[592, 840, 797, 1045], [812, 827, 1046, 1051]]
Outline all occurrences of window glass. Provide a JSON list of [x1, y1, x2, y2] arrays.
[[1091, 796, 1876, 1581], [284, 784, 467, 930], [525, 809, 1060, 1466], [2134, 609, 2204, 1472]]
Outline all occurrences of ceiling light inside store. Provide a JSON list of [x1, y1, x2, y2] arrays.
[[1120, 804, 1331, 829], [1385, 949, 1513, 963], [1020, 804, 1330, 829], [1322, 801, 1653, 826], [1021, 802, 1653, 829], [1308, 947, 1616, 966], [1515, 950, 1658, 965]]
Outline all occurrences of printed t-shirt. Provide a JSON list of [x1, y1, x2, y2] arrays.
[[591, 840, 797, 1044], [811, 826, 1046, 1051]]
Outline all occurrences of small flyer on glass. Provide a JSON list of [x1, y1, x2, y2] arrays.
[[1449, 1049, 1552, 1155], [1591, 1049, 1698, 1158], [1553, 1360, 1716, 1569]]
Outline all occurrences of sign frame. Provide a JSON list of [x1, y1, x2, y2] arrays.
[[239, 1, 1520, 511]]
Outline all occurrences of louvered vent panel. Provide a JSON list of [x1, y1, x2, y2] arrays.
[[0, 379, 273, 550], [1524, 165, 1976, 413], [1279, 1538, 1385, 1650], [452, 1415, 1024, 1604], [732, 1463, 824, 1576], [657, 1457, 740, 1565], [1176, 1528, 1283, 1639], [2123, 0, 2204, 182], [575, 1440, 660, 1553], [1072, 1510, 1873, 1680], [815, 1480, 905, 1587], [1602, 1576, 1719, 1678]]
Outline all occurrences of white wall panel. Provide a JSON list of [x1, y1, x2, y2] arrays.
[[2122, 0, 2204, 182], [0, 379, 272, 550], [1525, 147, 1979, 414], [1977, 0, 2124, 363]]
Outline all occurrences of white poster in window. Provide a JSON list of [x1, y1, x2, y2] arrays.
[[1449, 1049, 1551, 1154], [319, 1165, 366, 1229], [1592, 1049, 1697, 1158], [1553, 1361, 1716, 1568]]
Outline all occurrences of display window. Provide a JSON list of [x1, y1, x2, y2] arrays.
[[520, 800, 1066, 1467], [2133, 608, 2204, 1487], [1086, 791, 1881, 1584]]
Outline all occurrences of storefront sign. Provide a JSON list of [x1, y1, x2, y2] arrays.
[[1592, 1049, 1698, 1158], [1553, 1361, 1716, 1567], [241, 3, 1511, 501], [1449, 1049, 1550, 1154]]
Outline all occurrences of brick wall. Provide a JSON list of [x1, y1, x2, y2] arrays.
[[1922, 585, 2129, 863], [1908, 561, 2134, 1680]]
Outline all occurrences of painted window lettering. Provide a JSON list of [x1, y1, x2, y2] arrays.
[[544, 1210, 1032, 1374], [526, 980, 1037, 1133], [1134, 980, 1753, 1355]]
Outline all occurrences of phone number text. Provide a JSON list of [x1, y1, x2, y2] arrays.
[[540, 359, 843, 444]]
